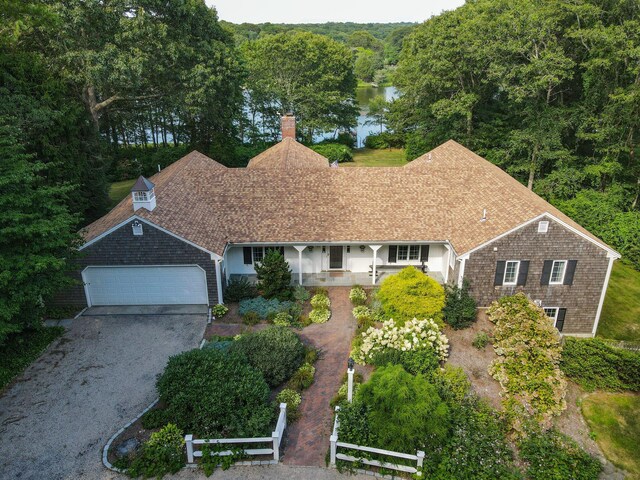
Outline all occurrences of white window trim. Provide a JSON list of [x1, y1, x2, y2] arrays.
[[549, 260, 567, 285], [395, 244, 422, 263], [538, 221, 549, 233], [543, 307, 559, 322], [503, 260, 520, 285], [252, 246, 284, 265], [133, 191, 148, 202]]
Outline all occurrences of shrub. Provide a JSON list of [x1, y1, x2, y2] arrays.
[[211, 304, 228, 318], [242, 311, 260, 326], [430, 397, 520, 480], [376, 267, 445, 325], [429, 364, 471, 404], [309, 143, 353, 163], [519, 428, 602, 480], [293, 285, 310, 303], [287, 362, 316, 391], [254, 249, 292, 300], [331, 373, 364, 408], [560, 337, 640, 391], [141, 407, 169, 430], [363, 132, 405, 149], [276, 388, 302, 421], [287, 302, 303, 322], [472, 331, 490, 350], [355, 365, 450, 451], [488, 293, 567, 431], [312, 286, 328, 296], [304, 345, 319, 365], [352, 318, 449, 365], [349, 286, 367, 306], [273, 311, 293, 327], [224, 276, 258, 302], [370, 347, 441, 375], [310, 293, 331, 310], [156, 349, 273, 438], [230, 326, 305, 387], [238, 296, 293, 319], [351, 305, 371, 321], [126, 424, 185, 479], [309, 308, 331, 324], [299, 315, 312, 327], [443, 280, 477, 329]]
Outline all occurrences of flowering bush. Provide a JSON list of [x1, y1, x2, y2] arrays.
[[309, 308, 331, 324], [352, 318, 449, 365], [488, 293, 567, 432], [349, 286, 367, 306], [273, 311, 292, 326], [352, 305, 371, 321], [310, 293, 331, 309], [211, 304, 228, 318]]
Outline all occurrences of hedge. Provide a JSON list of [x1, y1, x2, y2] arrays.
[[309, 143, 353, 163]]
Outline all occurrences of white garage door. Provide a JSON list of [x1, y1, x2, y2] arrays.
[[83, 266, 208, 306]]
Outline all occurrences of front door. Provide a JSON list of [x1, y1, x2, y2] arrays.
[[329, 246, 343, 269]]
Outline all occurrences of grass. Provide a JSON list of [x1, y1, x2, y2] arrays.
[[582, 392, 640, 479], [108, 178, 136, 208], [0, 326, 64, 391], [345, 148, 407, 167], [598, 262, 640, 342]]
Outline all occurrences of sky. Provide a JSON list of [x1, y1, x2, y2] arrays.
[[205, 0, 466, 24]]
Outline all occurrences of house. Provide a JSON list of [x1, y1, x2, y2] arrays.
[[60, 116, 619, 337]]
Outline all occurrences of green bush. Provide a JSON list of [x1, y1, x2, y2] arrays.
[[429, 365, 471, 404], [211, 304, 228, 318], [273, 311, 293, 327], [287, 362, 316, 391], [309, 143, 353, 162], [230, 326, 305, 387], [352, 305, 371, 321], [310, 293, 331, 310], [519, 428, 602, 480], [349, 286, 367, 305], [126, 424, 185, 479], [370, 347, 441, 375], [242, 311, 260, 325], [472, 331, 490, 350], [309, 309, 331, 324], [287, 302, 303, 322], [363, 132, 405, 149], [255, 249, 292, 300], [560, 338, 640, 391], [376, 267, 445, 325], [355, 365, 450, 451], [275, 388, 302, 421], [238, 297, 293, 319], [312, 286, 329, 296], [224, 277, 258, 302], [156, 349, 273, 438], [141, 407, 169, 430], [293, 285, 310, 303], [304, 346, 319, 365], [443, 280, 477, 329]]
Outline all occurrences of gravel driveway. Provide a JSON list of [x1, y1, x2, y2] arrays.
[[0, 313, 207, 480]]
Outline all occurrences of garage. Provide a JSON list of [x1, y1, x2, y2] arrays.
[[82, 266, 208, 306]]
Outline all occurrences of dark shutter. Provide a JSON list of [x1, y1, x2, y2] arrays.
[[388, 245, 397, 263], [278, 246, 285, 256], [494, 261, 506, 286], [517, 261, 529, 286], [243, 247, 252, 264], [420, 245, 430, 262], [556, 308, 566, 332], [541, 260, 553, 285], [564, 260, 577, 285]]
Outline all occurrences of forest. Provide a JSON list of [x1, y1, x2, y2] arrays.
[[0, 0, 638, 338]]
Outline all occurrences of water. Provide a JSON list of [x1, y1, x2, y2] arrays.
[[317, 86, 398, 147]]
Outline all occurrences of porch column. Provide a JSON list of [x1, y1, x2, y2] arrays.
[[369, 245, 382, 285], [293, 246, 307, 286]]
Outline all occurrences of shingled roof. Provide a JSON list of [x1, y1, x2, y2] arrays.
[[247, 137, 329, 169], [81, 140, 614, 256]]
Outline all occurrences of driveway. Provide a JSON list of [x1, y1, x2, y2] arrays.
[[0, 312, 207, 480]]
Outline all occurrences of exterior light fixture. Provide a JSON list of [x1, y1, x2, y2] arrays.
[[359, 245, 365, 252], [347, 357, 355, 370], [308, 246, 314, 252]]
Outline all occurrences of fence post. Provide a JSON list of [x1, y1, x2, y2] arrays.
[[272, 430, 280, 462], [280, 402, 287, 430], [416, 450, 425, 476], [185, 434, 194, 464], [330, 406, 340, 466], [347, 367, 354, 403]]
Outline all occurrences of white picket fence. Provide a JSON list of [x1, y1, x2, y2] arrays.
[[329, 406, 425, 476], [185, 403, 287, 466]]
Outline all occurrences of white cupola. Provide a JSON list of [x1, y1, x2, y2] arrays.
[[131, 176, 156, 212]]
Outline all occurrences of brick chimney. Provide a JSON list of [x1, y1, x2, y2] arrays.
[[281, 113, 296, 140]]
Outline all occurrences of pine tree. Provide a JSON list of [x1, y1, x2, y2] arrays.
[[254, 249, 292, 300]]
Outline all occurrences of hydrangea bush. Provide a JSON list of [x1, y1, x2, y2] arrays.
[[349, 286, 367, 306], [352, 318, 449, 365], [352, 305, 371, 321]]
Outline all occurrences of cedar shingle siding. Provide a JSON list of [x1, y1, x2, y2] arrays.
[[54, 221, 217, 307], [463, 216, 609, 334]]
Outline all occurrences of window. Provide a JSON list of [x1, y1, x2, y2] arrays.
[[132, 221, 143, 236], [133, 191, 148, 202], [538, 221, 549, 233], [543, 307, 558, 321], [396, 245, 420, 262], [550, 260, 567, 284], [252, 247, 264, 264], [544, 307, 566, 331], [503, 260, 520, 285]]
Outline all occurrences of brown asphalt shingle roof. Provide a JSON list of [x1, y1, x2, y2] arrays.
[[247, 137, 329, 169], [82, 140, 613, 256]]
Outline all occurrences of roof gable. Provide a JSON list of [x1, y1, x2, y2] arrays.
[[247, 137, 329, 170]]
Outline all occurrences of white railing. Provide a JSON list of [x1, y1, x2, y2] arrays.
[[330, 406, 425, 476], [185, 402, 287, 466]]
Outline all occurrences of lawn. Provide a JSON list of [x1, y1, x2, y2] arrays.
[[0, 327, 64, 391], [582, 392, 640, 479], [345, 148, 407, 167], [598, 262, 640, 341], [108, 178, 136, 208]]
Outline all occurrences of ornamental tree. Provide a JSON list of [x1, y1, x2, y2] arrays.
[[255, 249, 292, 300]]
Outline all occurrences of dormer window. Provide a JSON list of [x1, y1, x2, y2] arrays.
[[134, 191, 148, 202], [130, 175, 156, 212]]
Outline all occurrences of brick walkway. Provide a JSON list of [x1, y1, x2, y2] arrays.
[[283, 287, 356, 466]]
